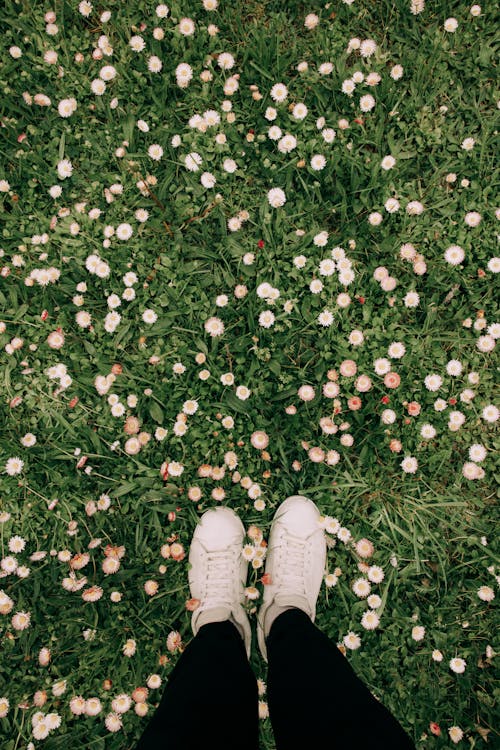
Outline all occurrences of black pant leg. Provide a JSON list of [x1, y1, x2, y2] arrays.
[[135, 620, 259, 750], [266, 608, 416, 750]]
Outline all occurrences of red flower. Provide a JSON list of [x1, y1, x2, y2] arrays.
[[358, 296, 365, 304], [257, 239, 265, 248], [429, 722, 441, 736], [381, 395, 390, 404], [69, 397, 79, 408], [354, 118, 364, 125], [162, 463, 169, 480], [448, 398, 457, 405], [261, 573, 272, 586], [41, 310, 49, 321]]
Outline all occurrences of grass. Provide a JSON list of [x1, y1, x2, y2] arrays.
[[0, 0, 498, 747]]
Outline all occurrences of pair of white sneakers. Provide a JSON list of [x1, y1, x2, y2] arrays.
[[188, 495, 327, 661]]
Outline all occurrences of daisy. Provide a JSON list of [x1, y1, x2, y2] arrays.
[[444, 245, 465, 265], [420, 423, 436, 439], [360, 94, 375, 112], [367, 565, 384, 583], [449, 657, 466, 674], [57, 159, 73, 179], [105, 713, 122, 732], [235, 385, 251, 400], [361, 610, 380, 630], [85, 698, 102, 716], [311, 154, 326, 170], [312, 231, 328, 247], [404, 291, 420, 307], [368, 212, 383, 227], [401, 456, 418, 473], [204, 316, 224, 337], [337, 292, 351, 307], [12, 611, 31, 630], [297, 385, 315, 401], [276, 133, 295, 153], [178, 17, 195, 35], [318, 259, 335, 277], [304, 13, 319, 29], [318, 62, 333, 75], [259, 310, 275, 328], [142, 309, 158, 324], [464, 211, 481, 226], [366, 72, 381, 85], [388, 341, 405, 358], [349, 329, 364, 346], [78, 0, 93, 15], [468, 444, 486, 463], [481, 404, 499, 424], [446, 359, 463, 376], [444, 17, 458, 32], [82, 585, 103, 602], [360, 39, 377, 57], [381, 155, 396, 170], [406, 200, 424, 215], [218, 53, 235, 70], [148, 144, 163, 161], [185, 152, 202, 171], [58, 98, 77, 117], [116, 223, 133, 240], [270, 83, 288, 103], [292, 103, 308, 120], [477, 335, 495, 353], [461, 137, 475, 151], [201, 172, 217, 189], [5, 457, 24, 475], [343, 632, 361, 649], [411, 625, 425, 641], [487, 257, 500, 273], [21, 433, 37, 447], [316, 308, 334, 327], [448, 727, 464, 744], [268, 188, 286, 207], [91, 78, 106, 95], [425, 374, 442, 391], [477, 585, 495, 602], [352, 578, 371, 597]]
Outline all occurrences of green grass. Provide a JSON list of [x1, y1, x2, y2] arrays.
[[0, 0, 498, 747]]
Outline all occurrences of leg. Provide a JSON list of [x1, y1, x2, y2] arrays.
[[266, 608, 415, 750], [135, 619, 258, 750]]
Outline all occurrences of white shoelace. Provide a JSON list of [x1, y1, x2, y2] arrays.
[[276, 532, 310, 598], [201, 546, 239, 610]]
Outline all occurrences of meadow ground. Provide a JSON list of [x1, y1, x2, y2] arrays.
[[0, 0, 498, 747]]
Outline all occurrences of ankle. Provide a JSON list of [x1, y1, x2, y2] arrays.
[[264, 603, 296, 639]]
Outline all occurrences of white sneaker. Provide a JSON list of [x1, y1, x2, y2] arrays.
[[189, 507, 252, 659], [257, 495, 326, 661]]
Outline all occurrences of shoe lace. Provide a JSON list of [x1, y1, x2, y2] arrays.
[[202, 546, 239, 609], [278, 532, 310, 598]]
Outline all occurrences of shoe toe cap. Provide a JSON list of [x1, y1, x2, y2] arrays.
[[193, 507, 244, 550], [275, 495, 323, 536]]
